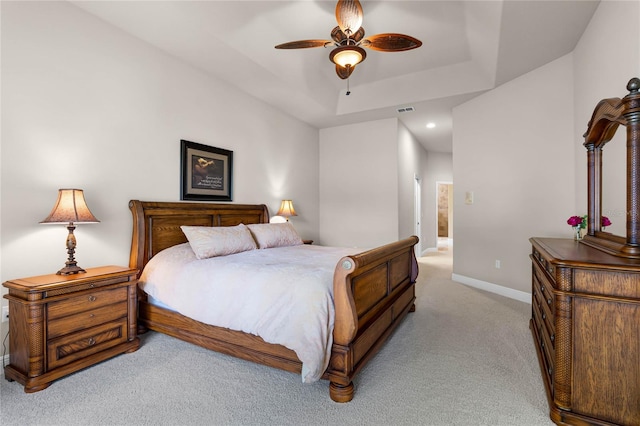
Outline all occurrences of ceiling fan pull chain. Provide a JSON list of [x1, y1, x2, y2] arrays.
[[346, 74, 351, 96]]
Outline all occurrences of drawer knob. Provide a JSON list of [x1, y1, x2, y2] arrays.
[[88, 295, 97, 302], [88, 338, 96, 346], [547, 298, 552, 305], [542, 313, 546, 320], [551, 334, 555, 342], [89, 313, 95, 318]]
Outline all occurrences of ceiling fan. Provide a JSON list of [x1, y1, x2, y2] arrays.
[[275, 0, 422, 81]]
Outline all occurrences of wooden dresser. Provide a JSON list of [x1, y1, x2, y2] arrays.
[[530, 238, 640, 426], [3, 265, 140, 392]]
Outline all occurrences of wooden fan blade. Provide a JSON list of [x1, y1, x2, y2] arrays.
[[361, 33, 422, 52], [331, 26, 365, 44], [335, 64, 355, 80], [275, 40, 332, 49], [335, 0, 363, 36]]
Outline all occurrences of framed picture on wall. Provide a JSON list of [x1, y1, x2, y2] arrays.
[[180, 139, 233, 201]]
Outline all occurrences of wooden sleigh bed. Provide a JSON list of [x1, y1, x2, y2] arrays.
[[128, 200, 419, 402]]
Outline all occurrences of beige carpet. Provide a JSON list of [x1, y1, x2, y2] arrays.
[[1, 250, 553, 425]]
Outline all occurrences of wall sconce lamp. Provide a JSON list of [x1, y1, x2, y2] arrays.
[[276, 200, 297, 222], [40, 189, 100, 275]]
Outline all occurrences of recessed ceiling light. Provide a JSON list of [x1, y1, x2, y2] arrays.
[[426, 122, 436, 129]]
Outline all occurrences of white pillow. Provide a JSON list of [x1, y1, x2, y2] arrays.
[[247, 222, 304, 249], [181, 223, 257, 259]]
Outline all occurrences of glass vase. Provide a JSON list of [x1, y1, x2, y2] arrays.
[[574, 226, 582, 241]]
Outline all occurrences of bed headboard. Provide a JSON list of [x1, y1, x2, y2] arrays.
[[128, 200, 269, 275]]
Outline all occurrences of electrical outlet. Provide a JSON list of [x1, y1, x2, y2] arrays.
[[2, 306, 8, 322], [495, 260, 501, 269]]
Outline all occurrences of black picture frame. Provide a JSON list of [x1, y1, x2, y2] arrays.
[[180, 140, 233, 201]]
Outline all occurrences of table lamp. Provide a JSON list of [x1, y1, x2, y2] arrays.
[[276, 200, 297, 222], [40, 189, 100, 275]]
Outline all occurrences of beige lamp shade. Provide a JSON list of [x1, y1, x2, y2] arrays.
[[276, 200, 297, 221], [40, 189, 100, 224], [40, 189, 99, 275]]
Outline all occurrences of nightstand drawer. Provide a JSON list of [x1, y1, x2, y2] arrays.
[[48, 287, 127, 320], [48, 302, 128, 339], [47, 319, 128, 369]]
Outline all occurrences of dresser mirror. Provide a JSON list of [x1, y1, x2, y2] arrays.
[[601, 133, 626, 236], [581, 77, 640, 258]]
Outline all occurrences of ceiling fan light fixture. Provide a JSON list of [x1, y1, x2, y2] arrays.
[[330, 45, 366, 68]]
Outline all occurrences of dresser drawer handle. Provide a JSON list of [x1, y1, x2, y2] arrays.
[[551, 334, 555, 342], [88, 338, 96, 346], [88, 295, 97, 302], [548, 367, 553, 376], [542, 313, 546, 320], [89, 313, 95, 318], [547, 298, 552, 305]]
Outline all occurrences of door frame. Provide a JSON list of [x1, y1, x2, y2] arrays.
[[414, 174, 422, 256], [436, 181, 453, 248]]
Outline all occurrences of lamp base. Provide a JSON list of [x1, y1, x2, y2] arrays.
[[56, 223, 86, 275], [56, 264, 86, 275]]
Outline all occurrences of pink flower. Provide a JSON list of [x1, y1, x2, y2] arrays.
[[567, 216, 583, 227], [602, 216, 612, 227]]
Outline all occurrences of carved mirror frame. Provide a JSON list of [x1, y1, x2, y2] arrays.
[[581, 77, 640, 258]]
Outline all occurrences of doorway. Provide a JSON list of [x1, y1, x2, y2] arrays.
[[436, 182, 453, 250], [414, 175, 422, 257]]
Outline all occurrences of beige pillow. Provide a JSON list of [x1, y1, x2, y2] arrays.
[[181, 223, 257, 259], [247, 222, 303, 249]]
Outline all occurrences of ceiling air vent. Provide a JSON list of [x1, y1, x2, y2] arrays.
[[396, 106, 415, 113]]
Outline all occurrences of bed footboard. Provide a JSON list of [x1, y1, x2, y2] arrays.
[[326, 236, 419, 402]]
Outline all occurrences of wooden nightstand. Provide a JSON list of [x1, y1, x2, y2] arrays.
[[3, 265, 140, 392]]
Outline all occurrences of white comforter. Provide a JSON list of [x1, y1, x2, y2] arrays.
[[138, 243, 358, 382]]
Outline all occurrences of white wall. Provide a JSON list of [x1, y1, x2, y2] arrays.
[[453, 55, 575, 294], [573, 0, 640, 235], [319, 118, 399, 248], [0, 1, 319, 325], [398, 122, 429, 244], [451, 0, 640, 298], [423, 152, 453, 250]]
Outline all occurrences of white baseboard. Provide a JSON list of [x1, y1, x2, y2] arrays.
[[451, 273, 531, 304]]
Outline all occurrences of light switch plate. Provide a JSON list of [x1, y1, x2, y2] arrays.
[[465, 191, 474, 205]]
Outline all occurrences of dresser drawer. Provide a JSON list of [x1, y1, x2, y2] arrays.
[[532, 247, 557, 280], [47, 302, 128, 339], [48, 287, 127, 320], [533, 265, 556, 314], [47, 320, 128, 369], [532, 306, 554, 387], [533, 288, 553, 338]]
